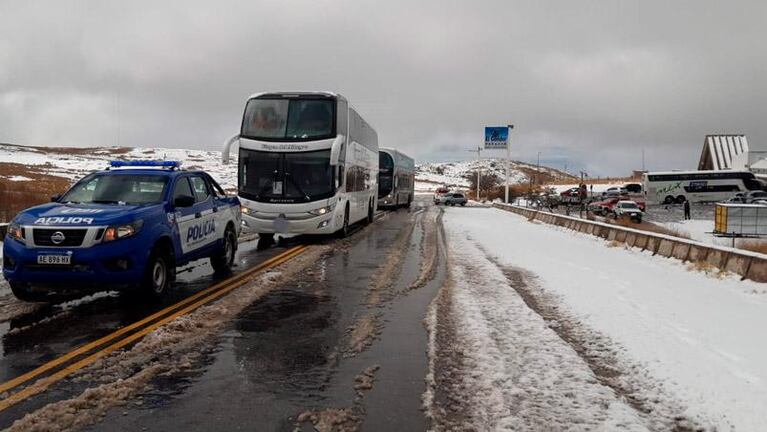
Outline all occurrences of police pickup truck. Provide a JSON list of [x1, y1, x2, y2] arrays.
[[2, 161, 241, 301]]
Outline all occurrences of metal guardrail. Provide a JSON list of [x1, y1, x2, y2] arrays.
[[493, 203, 767, 283]]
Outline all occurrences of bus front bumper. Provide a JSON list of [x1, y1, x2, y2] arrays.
[[241, 212, 339, 235]]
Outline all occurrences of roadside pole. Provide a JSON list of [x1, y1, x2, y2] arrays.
[[505, 124, 514, 203], [477, 146, 482, 201]]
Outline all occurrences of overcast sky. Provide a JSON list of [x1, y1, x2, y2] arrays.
[[1, 0, 765, 175]]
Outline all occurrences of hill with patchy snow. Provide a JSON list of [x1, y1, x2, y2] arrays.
[[415, 158, 576, 191], [0, 143, 236, 190]]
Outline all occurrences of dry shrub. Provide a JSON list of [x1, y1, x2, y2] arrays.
[[609, 217, 691, 239], [606, 240, 622, 248], [687, 261, 727, 279], [545, 175, 640, 187], [0, 163, 72, 221]]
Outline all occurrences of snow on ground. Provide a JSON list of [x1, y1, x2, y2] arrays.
[[443, 206, 767, 431], [416, 172, 470, 188], [435, 231, 650, 430], [657, 219, 722, 245]]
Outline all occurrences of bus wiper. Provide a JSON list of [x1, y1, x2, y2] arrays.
[[91, 200, 120, 204], [284, 173, 311, 201]]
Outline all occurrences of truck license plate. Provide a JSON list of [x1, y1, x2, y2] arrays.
[[37, 254, 71, 265]]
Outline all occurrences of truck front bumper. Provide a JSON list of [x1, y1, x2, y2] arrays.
[[2, 235, 150, 290]]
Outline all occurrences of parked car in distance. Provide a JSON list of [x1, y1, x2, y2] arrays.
[[442, 193, 468, 206], [560, 187, 580, 197], [613, 200, 643, 222], [601, 188, 628, 199], [433, 187, 450, 204], [745, 190, 767, 204]]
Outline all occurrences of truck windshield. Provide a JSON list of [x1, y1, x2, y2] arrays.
[[241, 98, 335, 141], [60, 174, 168, 205], [239, 148, 334, 202]]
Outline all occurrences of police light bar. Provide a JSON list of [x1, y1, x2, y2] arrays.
[[109, 160, 182, 169]]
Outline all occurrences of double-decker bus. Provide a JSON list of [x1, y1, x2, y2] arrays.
[[378, 148, 415, 209], [643, 170, 765, 204], [222, 92, 378, 241]]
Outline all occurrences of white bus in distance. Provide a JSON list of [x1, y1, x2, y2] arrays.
[[643, 170, 765, 205], [222, 92, 378, 242], [378, 148, 415, 209]]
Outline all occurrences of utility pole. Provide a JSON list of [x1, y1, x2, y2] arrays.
[[505, 124, 514, 203], [536, 151, 541, 185], [468, 147, 482, 201]]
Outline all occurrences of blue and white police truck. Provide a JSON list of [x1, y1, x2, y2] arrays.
[[2, 161, 241, 301]]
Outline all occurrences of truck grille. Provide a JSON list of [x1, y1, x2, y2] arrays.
[[33, 228, 87, 247]]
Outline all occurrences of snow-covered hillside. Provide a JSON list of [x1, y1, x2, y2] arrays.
[[0, 143, 237, 190], [1, 143, 575, 196], [416, 158, 575, 191]]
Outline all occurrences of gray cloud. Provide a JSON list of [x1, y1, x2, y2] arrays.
[[1, 0, 765, 175]]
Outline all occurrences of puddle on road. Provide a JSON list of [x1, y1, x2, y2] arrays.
[[83, 206, 443, 432]]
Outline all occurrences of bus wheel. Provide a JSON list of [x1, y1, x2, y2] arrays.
[[367, 200, 374, 224], [256, 233, 274, 250], [675, 195, 686, 204], [338, 205, 350, 238], [663, 195, 675, 205]]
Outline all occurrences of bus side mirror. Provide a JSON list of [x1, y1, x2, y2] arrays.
[[174, 195, 195, 208], [222, 134, 240, 164], [329, 135, 346, 166]]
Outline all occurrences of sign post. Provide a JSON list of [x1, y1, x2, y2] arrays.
[[484, 125, 513, 203]]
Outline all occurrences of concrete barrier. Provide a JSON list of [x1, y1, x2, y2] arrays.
[[672, 243, 691, 261], [493, 203, 767, 282]]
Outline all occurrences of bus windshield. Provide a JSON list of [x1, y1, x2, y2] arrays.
[[241, 98, 335, 141], [238, 148, 334, 202], [378, 152, 394, 198]]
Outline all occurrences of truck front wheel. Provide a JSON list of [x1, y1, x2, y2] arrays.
[[211, 227, 236, 274], [142, 247, 171, 299]]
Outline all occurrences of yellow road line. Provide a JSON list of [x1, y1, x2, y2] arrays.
[[0, 245, 307, 406]]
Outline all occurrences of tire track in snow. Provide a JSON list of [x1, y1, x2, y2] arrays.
[[427, 223, 707, 431]]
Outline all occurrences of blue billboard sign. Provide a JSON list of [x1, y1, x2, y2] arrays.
[[484, 126, 508, 149]]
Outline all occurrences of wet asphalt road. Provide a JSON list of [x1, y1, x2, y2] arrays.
[[86, 197, 443, 431], [0, 237, 301, 429], [0, 196, 445, 431]]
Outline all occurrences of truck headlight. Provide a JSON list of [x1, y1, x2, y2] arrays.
[[8, 222, 24, 243], [309, 203, 336, 216], [103, 220, 143, 243]]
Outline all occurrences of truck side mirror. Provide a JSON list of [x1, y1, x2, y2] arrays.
[[174, 195, 195, 208]]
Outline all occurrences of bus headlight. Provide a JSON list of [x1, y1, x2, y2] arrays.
[[103, 220, 143, 243], [309, 203, 336, 216], [240, 205, 251, 215], [8, 222, 24, 243]]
